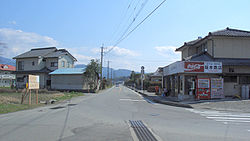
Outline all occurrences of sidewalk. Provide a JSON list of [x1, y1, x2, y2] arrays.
[[132, 88, 192, 108], [129, 87, 250, 112]]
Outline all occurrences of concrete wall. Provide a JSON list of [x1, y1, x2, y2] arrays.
[[188, 47, 196, 57], [223, 65, 250, 74], [207, 39, 213, 56], [182, 48, 188, 60], [51, 74, 85, 90], [224, 82, 240, 97], [213, 36, 250, 58]]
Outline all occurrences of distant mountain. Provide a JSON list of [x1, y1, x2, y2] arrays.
[[74, 64, 87, 68], [74, 64, 133, 78], [0, 56, 16, 66]]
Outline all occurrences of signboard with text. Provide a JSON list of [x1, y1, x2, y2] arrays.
[[28, 75, 39, 89], [184, 62, 222, 73], [204, 62, 222, 73], [163, 61, 222, 75], [184, 62, 204, 72], [196, 78, 211, 100], [211, 78, 224, 99]]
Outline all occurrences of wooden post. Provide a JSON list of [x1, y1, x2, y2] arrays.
[[29, 89, 31, 105], [36, 89, 38, 104]]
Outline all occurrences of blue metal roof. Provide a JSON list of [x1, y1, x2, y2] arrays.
[[49, 68, 85, 75]]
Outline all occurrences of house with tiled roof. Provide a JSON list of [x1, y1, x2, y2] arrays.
[[0, 64, 16, 87], [13, 47, 77, 89], [163, 27, 250, 100]]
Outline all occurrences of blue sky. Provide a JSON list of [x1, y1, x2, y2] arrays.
[[1, 0, 250, 72]]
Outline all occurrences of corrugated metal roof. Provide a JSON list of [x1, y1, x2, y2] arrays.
[[49, 68, 85, 75]]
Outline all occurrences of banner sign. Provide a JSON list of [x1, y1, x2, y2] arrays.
[[0, 74, 15, 79], [204, 62, 222, 73], [28, 75, 39, 89], [184, 62, 204, 72], [164, 61, 222, 75], [184, 62, 222, 73]]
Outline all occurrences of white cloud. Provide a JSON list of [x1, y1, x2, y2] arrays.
[[65, 47, 97, 64], [106, 46, 139, 57], [0, 28, 59, 58], [91, 46, 139, 57], [154, 46, 181, 61]]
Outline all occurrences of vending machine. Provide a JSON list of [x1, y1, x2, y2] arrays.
[[196, 78, 210, 100]]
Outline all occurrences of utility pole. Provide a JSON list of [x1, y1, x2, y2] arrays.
[[141, 66, 145, 92], [111, 68, 113, 85], [100, 45, 104, 81]]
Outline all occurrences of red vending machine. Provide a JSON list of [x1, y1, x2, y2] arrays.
[[196, 78, 210, 100]]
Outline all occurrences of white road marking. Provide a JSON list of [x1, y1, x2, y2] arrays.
[[126, 88, 160, 105], [119, 98, 146, 102], [127, 88, 143, 98], [186, 109, 250, 124]]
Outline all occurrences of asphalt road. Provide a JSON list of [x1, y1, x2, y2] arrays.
[[0, 85, 250, 141]]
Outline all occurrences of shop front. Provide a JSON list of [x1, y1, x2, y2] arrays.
[[163, 61, 223, 100]]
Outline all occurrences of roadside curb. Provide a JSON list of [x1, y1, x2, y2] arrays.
[[131, 87, 193, 108]]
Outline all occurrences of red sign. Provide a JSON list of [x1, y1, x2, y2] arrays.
[[196, 78, 211, 100], [184, 62, 204, 72]]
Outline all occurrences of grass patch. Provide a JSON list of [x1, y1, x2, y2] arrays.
[[0, 104, 40, 114], [0, 88, 84, 114], [55, 92, 84, 101]]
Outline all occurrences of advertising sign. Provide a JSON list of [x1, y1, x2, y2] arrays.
[[211, 78, 224, 99], [204, 62, 222, 73], [184, 62, 204, 72], [28, 75, 39, 89], [196, 78, 210, 99], [184, 62, 222, 73]]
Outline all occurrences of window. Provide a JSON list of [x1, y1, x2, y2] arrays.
[[62, 61, 65, 67], [32, 61, 35, 66], [67, 62, 70, 68], [229, 68, 234, 72], [51, 62, 58, 67], [17, 77, 24, 82], [18, 61, 24, 70], [239, 76, 250, 84], [224, 76, 237, 83]]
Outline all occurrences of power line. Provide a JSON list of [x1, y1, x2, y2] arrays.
[[115, 0, 148, 47], [106, 0, 149, 54], [108, 0, 134, 44], [114, 0, 167, 47]]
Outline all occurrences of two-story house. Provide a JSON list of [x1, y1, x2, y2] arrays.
[[163, 27, 250, 100], [0, 64, 16, 87], [13, 47, 77, 89]]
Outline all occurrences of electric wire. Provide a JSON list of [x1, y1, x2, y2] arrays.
[[114, 0, 167, 47], [106, 0, 149, 54]]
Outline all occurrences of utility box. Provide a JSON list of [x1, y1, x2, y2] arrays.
[[241, 85, 249, 99]]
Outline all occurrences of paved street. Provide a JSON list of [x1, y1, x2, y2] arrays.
[[1, 86, 250, 141]]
